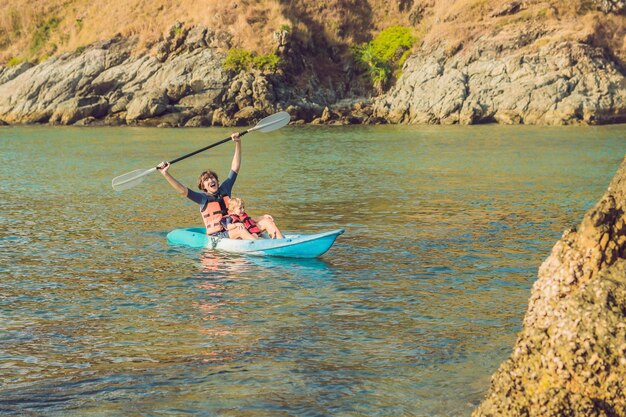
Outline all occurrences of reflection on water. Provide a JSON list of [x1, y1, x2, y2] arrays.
[[1, 124, 625, 416]]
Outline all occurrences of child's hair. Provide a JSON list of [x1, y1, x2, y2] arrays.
[[197, 170, 219, 191], [228, 197, 244, 212]]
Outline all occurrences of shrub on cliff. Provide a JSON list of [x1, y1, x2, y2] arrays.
[[224, 48, 282, 73], [6, 56, 25, 67], [353, 26, 415, 93], [252, 53, 281, 72], [224, 49, 253, 72]]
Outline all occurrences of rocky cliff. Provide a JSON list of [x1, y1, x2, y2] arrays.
[[1, 1, 625, 126], [0, 24, 357, 127], [473, 157, 626, 416], [0, 30, 268, 127], [374, 39, 626, 125]]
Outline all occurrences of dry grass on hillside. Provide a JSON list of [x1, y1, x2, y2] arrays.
[[0, 0, 624, 66], [0, 0, 293, 63], [421, 0, 625, 61]]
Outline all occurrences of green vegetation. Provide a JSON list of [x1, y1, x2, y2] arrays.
[[252, 53, 281, 71], [224, 49, 253, 72], [224, 48, 282, 73], [172, 24, 184, 37], [369, 26, 415, 65], [353, 26, 415, 92], [38, 53, 53, 63], [6, 56, 25, 67], [30, 17, 60, 55]]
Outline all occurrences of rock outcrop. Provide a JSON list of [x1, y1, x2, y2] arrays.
[[473, 157, 626, 416], [0, 33, 236, 127], [1, 21, 626, 126], [374, 36, 626, 125]]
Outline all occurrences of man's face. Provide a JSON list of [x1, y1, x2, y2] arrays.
[[203, 175, 219, 193]]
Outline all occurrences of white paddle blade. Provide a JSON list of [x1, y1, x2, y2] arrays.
[[251, 111, 291, 133], [112, 167, 157, 191]]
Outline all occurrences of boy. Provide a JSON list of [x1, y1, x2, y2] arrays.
[[221, 197, 284, 240]]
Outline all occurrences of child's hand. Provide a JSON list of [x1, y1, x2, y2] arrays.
[[229, 223, 246, 232]]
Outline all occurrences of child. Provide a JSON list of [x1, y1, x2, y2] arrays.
[[222, 198, 284, 239]]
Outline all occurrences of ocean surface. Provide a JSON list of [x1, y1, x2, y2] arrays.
[[1, 124, 625, 416]]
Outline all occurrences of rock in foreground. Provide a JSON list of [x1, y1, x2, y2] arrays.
[[473, 157, 626, 416]]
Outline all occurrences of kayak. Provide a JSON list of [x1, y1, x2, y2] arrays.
[[166, 228, 345, 258]]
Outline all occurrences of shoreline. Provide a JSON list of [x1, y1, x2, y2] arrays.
[[2, 30, 626, 128]]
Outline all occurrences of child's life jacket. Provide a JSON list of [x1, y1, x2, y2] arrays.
[[222, 212, 262, 235]]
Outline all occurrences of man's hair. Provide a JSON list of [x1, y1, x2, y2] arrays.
[[197, 170, 219, 192]]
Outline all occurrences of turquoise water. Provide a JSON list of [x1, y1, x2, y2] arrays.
[[1, 124, 624, 416]]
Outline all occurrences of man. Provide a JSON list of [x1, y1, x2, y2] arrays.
[[157, 133, 283, 239]]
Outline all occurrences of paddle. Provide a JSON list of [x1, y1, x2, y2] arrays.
[[112, 111, 291, 191]]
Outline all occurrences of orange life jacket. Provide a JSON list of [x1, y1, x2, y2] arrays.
[[228, 213, 262, 235], [201, 195, 230, 235]]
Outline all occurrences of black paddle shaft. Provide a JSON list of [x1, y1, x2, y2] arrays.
[[158, 130, 249, 168]]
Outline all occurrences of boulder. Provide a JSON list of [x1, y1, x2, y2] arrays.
[[50, 96, 109, 125], [473, 156, 626, 416], [223, 71, 280, 115], [73, 116, 98, 126], [104, 112, 126, 126], [165, 82, 192, 102], [125, 92, 169, 122], [320, 106, 334, 122], [232, 106, 264, 125], [184, 113, 213, 127], [211, 107, 227, 126]]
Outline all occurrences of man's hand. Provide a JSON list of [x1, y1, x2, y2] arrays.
[[157, 161, 171, 175]]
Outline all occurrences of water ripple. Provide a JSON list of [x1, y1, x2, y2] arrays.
[[1, 125, 624, 416]]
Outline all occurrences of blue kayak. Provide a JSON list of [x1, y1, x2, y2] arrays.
[[167, 228, 345, 258]]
